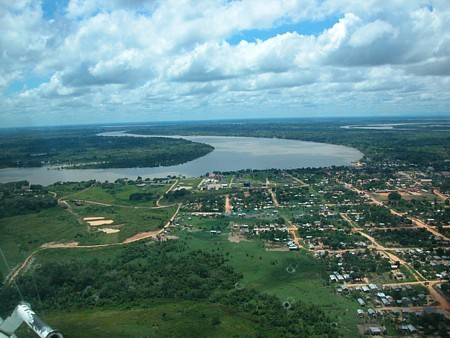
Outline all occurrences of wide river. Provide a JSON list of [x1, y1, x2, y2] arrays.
[[0, 133, 363, 185]]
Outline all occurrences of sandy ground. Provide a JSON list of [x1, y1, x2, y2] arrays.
[[88, 220, 114, 226], [269, 188, 279, 207], [409, 191, 422, 196], [123, 230, 160, 243], [175, 186, 193, 190], [42, 242, 80, 248], [224, 195, 232, 213], [376, 191, 425, 199], [98, 228, 120, 234], [83, 216, 105, 221]]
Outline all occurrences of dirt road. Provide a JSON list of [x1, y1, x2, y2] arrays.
[[340, 211, 425, 282], [268, 188, 280, 207], [5, 249, 39, 286], [410, 216, 450, 241], [123, 203, 182, 243], [341, 183, 449, 241], [156, 179, 178, 207], [224, 195, 232, 213], [282, 171, 309, 186], [7, 202, 183, 285], [286, 221, 303, 248], [434, 189, 449, 201]]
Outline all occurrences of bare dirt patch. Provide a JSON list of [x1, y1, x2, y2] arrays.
[[98, 228, 120, 234], [42, 242, 79, 248], [224, 194, 232, 213], [83, 217, 105, 221], [123, 231, 160, 243], [228, 232, 251, 243], [88, 220, 114, 226]]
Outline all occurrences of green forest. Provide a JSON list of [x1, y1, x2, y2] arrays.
[[0, 181, 57, 218], [0, 241, 337, 337], [0, 127, 213, 169]]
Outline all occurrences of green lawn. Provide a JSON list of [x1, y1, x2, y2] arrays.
[[0, 207, 80, 277]]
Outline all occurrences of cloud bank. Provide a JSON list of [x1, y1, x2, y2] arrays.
[[1, 0, 449, 126]]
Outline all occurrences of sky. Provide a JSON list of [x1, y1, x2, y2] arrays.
[[1, 0, 449, 127]]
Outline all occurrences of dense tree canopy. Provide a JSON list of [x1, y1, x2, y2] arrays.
[[0, 128, 213, 169], [0, 241, 337, 337]]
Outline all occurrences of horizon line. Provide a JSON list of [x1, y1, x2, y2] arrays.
[[1, 113, 450, 130]]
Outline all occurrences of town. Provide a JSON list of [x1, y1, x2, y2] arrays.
[[3, 156, 448, 336], [174, 163, 449, 335]]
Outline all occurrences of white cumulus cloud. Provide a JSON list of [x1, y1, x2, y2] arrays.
[[0, 0, 449, 126]]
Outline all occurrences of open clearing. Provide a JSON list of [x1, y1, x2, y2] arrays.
[[98, 228, 120, 234], [227, 232, 251, 243], [83, 216, 105, 221], [87, 219, 114, 226]]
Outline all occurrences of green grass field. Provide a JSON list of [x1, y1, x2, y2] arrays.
[[1, 213, 363, 337], [0, 207, 80, 277], [0, 202, 176, 279], [69, 184, 170, 207], [65, 201, 176, 242], [36, 245, 125, 265], [11, 236, 360, 337], [32, 301, 271, 338], [176, 226, 363, 336]]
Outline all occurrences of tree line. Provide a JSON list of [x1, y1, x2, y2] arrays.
[[0, 241, 338, 336], [0, 181, 57, 218], [124, 118, 450, 170], [0, 130, 213, 169]]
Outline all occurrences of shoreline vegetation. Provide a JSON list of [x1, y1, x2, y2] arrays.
[[122, 117, 449, 170], [0, 132, 214, 169], [1, 116, 448, 171]]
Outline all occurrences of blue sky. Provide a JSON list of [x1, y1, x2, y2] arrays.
[[41, 0, 69, 20], [1, 0, 449, 127], [226, 16, 341, 45]]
